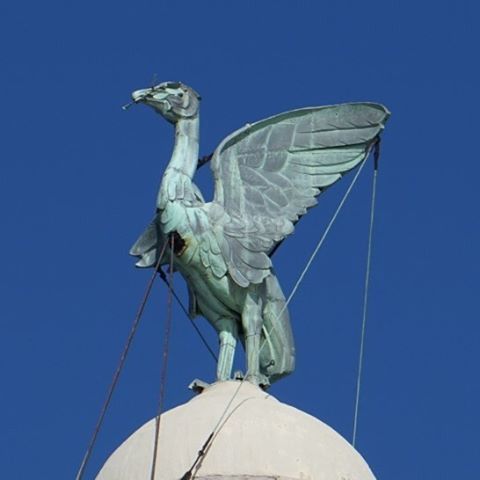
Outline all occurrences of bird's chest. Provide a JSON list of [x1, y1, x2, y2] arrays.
[[160, 201, 244, 318], [176, 242, 240, 311]]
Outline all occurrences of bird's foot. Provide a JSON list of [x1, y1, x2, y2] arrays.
[[188, 378, 210, 394], [233, 370, 244, 381], [245, 372, 270, 389]]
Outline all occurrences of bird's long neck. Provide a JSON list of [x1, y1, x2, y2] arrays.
[[168, 117, 199, 177], [157, 116, 199, 209]]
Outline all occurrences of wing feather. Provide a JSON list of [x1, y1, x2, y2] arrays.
[[209, 102, 389, 287]]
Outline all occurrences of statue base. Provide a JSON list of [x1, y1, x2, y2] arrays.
[[96, 381, 376, 480]]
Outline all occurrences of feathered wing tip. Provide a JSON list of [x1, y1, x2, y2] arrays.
[[129, 217, 166, 268]]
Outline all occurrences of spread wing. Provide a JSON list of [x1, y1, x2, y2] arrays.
[[210, 102, 390, 287]]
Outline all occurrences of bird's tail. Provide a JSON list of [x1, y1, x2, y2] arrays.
[[259, 275, 295, 384]]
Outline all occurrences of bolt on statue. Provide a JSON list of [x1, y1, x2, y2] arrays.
[[128, 81, 389, 387]]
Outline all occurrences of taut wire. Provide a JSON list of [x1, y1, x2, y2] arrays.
[[352, 140, 380, 447], [75, 238, 169, 480], [150, 235, 176, 480]]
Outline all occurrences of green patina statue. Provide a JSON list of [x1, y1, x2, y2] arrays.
[[129, 82, 389, 387]]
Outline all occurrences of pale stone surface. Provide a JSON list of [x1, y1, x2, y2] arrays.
[[96, 381, 376, 480]]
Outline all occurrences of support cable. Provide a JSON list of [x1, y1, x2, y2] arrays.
[[150, 235, 176, 480], [181, 155, 370, 480], [181, 380, 245, 480], [76, 236, 217, 479], [352, 140, 380, 447], [273, 156, 368, 326], [156, 269, 218, 363], [75, 238, 170, 480]]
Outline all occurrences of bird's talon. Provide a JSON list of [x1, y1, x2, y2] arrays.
[[245, 373, 270, 389]]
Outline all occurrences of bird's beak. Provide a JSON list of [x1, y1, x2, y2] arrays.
[[123, 87, 166, 111], [131, 88, 152, 103], [124, 86, 171, 113]]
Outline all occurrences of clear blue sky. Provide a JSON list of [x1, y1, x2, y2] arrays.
[[1, 1, 479, 478]]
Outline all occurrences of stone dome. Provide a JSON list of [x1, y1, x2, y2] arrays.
[[96, 381, 376, 480]]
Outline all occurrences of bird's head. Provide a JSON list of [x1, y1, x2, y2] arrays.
[[130, 81, 201, 123]]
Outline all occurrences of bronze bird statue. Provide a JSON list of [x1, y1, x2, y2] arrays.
[[129, 81, 390, 387]]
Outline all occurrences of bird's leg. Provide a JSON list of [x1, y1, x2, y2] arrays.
[[242, 290, 269, 387], [216, 319, 238, 381]]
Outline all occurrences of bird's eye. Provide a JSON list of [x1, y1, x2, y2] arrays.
[[179, 92, 184, 98]]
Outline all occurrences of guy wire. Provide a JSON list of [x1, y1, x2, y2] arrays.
[[75, 238, 169, 480], [352, 140, 380, 447], [150, 235, 176, 480], [181, 152, 370, 479], [156, 269, 218, 363]]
